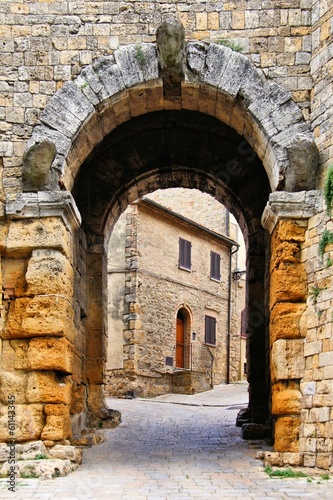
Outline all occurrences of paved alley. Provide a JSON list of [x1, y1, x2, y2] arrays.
[[0, 383, 332, 499]]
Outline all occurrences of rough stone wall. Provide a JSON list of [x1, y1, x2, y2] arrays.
[[0, 0, 332, 470], [0, 214, 77, 442], [106, 196, 245, 397], [310, 0, 333, 182], [0, 0, 317, 197]]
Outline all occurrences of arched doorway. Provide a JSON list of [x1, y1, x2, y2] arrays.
[[176, 310, 186, 370], [14, 31, 319, 458]]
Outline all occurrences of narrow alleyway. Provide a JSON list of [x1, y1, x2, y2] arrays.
[[0, 383, 332, 499]]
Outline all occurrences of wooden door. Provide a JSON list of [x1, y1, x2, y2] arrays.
[[176, 318, 185, 368]]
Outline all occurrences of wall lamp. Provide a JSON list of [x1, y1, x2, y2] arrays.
[[232, 269, 246, 281]]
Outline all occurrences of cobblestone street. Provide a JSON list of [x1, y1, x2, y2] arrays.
[[0, 383, 332, 499]]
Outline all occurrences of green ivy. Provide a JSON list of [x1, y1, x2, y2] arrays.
[[309, 285, 325, 305], [324, 164, 333, 216], [135, 45, 145, 67], [318, 229, 333, 256]]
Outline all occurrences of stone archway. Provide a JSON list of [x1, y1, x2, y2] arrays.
[[2, 22, 321, 464]]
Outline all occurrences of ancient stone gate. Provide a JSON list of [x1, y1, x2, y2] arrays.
[[0, 19, 331, 469]]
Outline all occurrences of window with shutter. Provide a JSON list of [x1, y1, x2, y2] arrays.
[[210, 251, 221, 281], [179, 238, 191, 270], [205, 315, 216, 345]]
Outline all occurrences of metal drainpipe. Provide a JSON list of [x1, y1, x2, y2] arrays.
[[226, 244, 239, 384]]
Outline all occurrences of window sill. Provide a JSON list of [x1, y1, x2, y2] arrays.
[[210, 277, 221, 283], [204, 343, 216, 348], [178, 266, 192, 272]]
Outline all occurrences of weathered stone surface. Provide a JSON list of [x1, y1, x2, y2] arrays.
[[270, 265, 307, 304], [4, 217, 72, 259], [262, 192, 322, 234], [27, 338, 74, 374], [285, 134, 319, 191], [0, 404, 44, 442], [274, 416, 300, 452], [271, 241, 301, 270], [201, 43, 231, 88], [219, 49, 249, 98], [41, 412, 72, 441], [9, 339, 30, 370], [16, 440, 48, 460], [272, 382, 301, 416], [70, 383, 85, 414], [26, 372, 71, 404], [92, 55, 125, 98], [25, 249, 73, 297], [115, 44, 158, 88], [275, 219, 307, 243], [40, 82, 94, 139], [3, 296, 74, 341], [264, 451, 303, 467], [271, 339, 305, 382], [0, 458, 75, 479], [22, 139, 57, 192], [270, 302, 307, 343], [0, 371, 28, 404], [157, 19, 185, 96], [44, 404, 69, 416], [186, 42, 207, 76], [48, 444, 82, 463]]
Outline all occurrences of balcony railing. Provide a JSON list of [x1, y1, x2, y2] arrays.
[[174, 343, 214, 387]]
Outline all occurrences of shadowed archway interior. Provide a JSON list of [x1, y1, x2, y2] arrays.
[[72, 108, 271, 426]]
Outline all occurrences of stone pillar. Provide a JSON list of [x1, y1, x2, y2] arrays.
[[0, 192, 81, 443], [262, 190, 322, 464]]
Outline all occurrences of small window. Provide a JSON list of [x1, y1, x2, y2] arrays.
[[205, 315, 216, 345], [179, 238, 191, 270], [210, 251, 221, 281]]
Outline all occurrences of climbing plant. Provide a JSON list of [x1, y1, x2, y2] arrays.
[[323, 164, 333, 216], [318, 229, 333, 257]]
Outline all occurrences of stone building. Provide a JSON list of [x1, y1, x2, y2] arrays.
[[0, 0, 332, 470], [105, 188, 246, 397]]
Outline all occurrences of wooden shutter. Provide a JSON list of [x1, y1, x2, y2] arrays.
[[179, 238, 191, 270], [205, 315, 216, 345], [210, 251, 221, 280]]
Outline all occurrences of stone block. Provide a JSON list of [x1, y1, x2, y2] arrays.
[[3, 296, 74, 341], [275, 219, 307, 243], [0, 371, 28, 405], [270, 264, 307, 304], [87, 384, 104, 413], [16, 440, 48, 460], [48, 444, 82, 463], [25, 249, 73, 297], [86, 358, 104, 384], [0, 458, 74, 479], [27, 338, 74, 374], [26, 371, 71, 404], [44, 404, 68, 416], [5, 218, 72, 259], [270, 302, 306, 343], [0, 404, 44, 442], [271, 339, 305, 382], [316, 453, 332, 469], [274, 416, 300, 452], [115, 44, 158, 88], [272, 381, 301, 416], [22, 139, 56, 191], [9, 339, 30, 370], [41, 411, 72, 441], [70, 384, 85, 414]]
